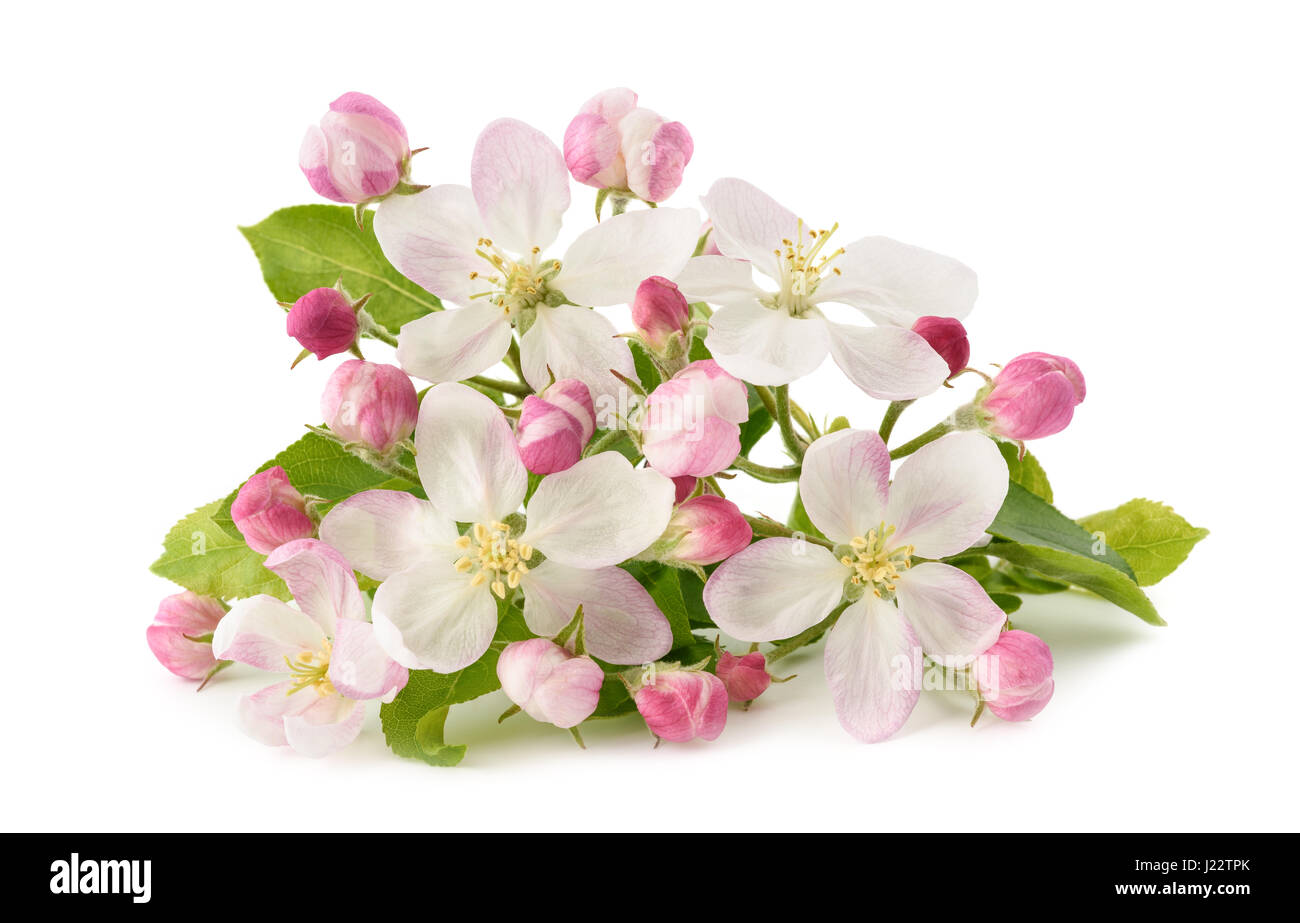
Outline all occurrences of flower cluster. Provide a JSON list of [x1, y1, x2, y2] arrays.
[[146, 89, 1204, 762]]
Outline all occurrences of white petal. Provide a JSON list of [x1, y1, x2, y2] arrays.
[[371, 561, 499, 672], [395, 301, 513, 385], [700, 178, 799, 279], [824, 595, 922, 743], [263, 538, 365, 634], [887, 431, 1009, 558], [522, 453, 675, 567], [319, 490, 458, 581], [212, 596, 327, 672], [705, 300, 830, 386], [702, 538, 847, 641], [799, 429, 891, 544], [328, 617, 409, 701], [553, 207, 700, 308], [519, 304, 634, 402], [238, 680, 314, 748], [895, 562, 1006, 658], [813, 235, 978, 323], [674, 255, 764, 304], [824, 322, 949, 400], [415, 382, 527, 523], [282, 696, 365, 758], [471, 118, 570, 253], [374, 184, 488, 305], [521, 562, 673, 664]]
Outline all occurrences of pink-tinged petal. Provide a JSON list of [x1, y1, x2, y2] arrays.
[[320, 491, 457, 582], [328, 618, 409, 701], [542, 379, 596, 443], [703, 538, 847, 642], [825, 595, 922, 743], [813, 235, 979, 323], [798, 429, 891, 544], [978, 630, 1055, 721], [282, 695, 365, 758], [716, 651, 773, 703], [213, 596, 327, 672], [519, 304, 635, 404], [230, 466, 314, 555], [329, 92, 408, 140], [563, 112, 625, 188], [700, 178, 799, 279], [887, 432, 1008, 558], [374, 184, 490, 305], [642, 416, 741, 478], [631, 275, 691, 351], [395, 301, 513, 385], [622, 112, 694, 203], [238, 680, 316, 748], [674, 255, 763, 305], [521, 453, 675, 568], [634, 670, 727, 742], [414, 382, 527, 524], [983, 366, 1081, 441], [672, 476, 698, 504], [471, 118, 570, 254], [497, 639, 604, 728], [912, 316, 971, 379], [824, 322, 950, 401], [705, 300, 830, 386], [147, 592, 225, 680], [521, 562, 672, 664], [516, 394, 586, 475], [299, 126, 346, 202], [895, 562, 1006, 658], [371, 561, 498, 672], [321, 360, 418, 455], [553, 207, 700, 308], [672, 360, 749, 422], [661, 495, 752, 566], [579, 87, 639, 121], [264, 539, 365, 634]]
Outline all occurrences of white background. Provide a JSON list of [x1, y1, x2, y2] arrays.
[[4, 0, 1296, 832]]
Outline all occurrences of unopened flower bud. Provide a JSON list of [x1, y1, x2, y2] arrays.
[[716, 650, 773, 703], [634, 667, 728, 742], [286, 288, 359, 362], [299, 92, 411, 204], [641, 360, 749, 478], [912, 316, 970, 379], [231, 466, 315, 554], [672, 475, 698, 505], [657, 495, 751, 566], [516, 378, 596, 474], [979, 352, 1086, 441], [977, 630, 1055, 721], [321, 360, 417, 455], [632, 276, 691, 354], [563, 88, 693, 202], [146, 592, 226, 680], [497, 639, 604, 728]]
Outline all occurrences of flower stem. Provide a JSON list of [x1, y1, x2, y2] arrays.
[[731, 455, 801, 482], [773, 385, 807, 460], [743, 515, 835, 548], [877, 399, 914, 444], [468, 375, 532, 397], [889, 421, 953, 460], [789, 399, 820, 441], [766, 603, 850, 665], [363, 324, 399, 348]]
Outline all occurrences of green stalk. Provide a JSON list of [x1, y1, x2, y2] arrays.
[[773, 385, 807, 460], [766, 603, 850, 664], [889, 422, 953, 460], [731, 455, 801, 482], [877, 399, 914, 444]]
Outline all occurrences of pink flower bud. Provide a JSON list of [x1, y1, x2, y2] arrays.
[[641, 360, 749, 478], [981, 352, 1086, 441], [299, 92, 410, 204], [716, 650, 773, 703], [563, 88, 693, 202], [634, 668, 728, 742], [661, 495, 752, 566], [911, 316, 970, 379], [516, 378, 596, 474], [672, 475, 698, 505], [978, 630, 1055, 721], [321, 360, 417, 455], [497, 639, 605, 728], [632, 276, 691, 353], [231, 466, 315, 555], [286, 288, 359, 361], [146, 592, 226, 680]]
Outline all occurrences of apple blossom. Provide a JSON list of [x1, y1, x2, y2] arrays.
[[515, 378, 595, 474], [319, 382, 676, 672], [633, 666, 728, 742], [675, 178, 976, 398], [716, 650, 773, 703], [563, 88, 694, 203], [651, 494, 752, 567], [212, 539, 408, 757], [373, 119, 700, 400], [977, 352, 1086, 441], [496, 638, 604, 728], [299, 92, 412, 205], [286, 287, 359, 362], [146, 592, 226, 680], [631, 275, 692, 355], [231, 466, 315, 554], [321, 360, 418, 455], [912, 316, 970, 380], [703, 429, 1009, 742], [978, 629, 1055, 721], [641, 360, 749, 478]]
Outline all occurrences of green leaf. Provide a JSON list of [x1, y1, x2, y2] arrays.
[[629, 339, 663, 393], [591, 676, 638, 719], [239, 205, 440, 335], [688, 330, 712, 362], [997, 442, 1053, 503], [787, 490, 828, 541], [1078, 499, 1208, 586], [986, 540, 1165, 626], [989, 482, 1137, 581], [150, 500, 289, 601], [738, 385, 775, 455], [412, 707, 466, 767], [621, 562, 694, 647], [989, 592, 1023, 614]]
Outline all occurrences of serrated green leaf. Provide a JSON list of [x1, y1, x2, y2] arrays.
[[987, 540, 1165, 625], [239, 204, 439, 335], [1078, 499, 1208, 586], [150, 500, 289, 601], [989, 482, 1136, 581], [412, 707, 466, 767], [997, 442, 1053, 503]]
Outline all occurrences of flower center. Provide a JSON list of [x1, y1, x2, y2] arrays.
[[454, 520, 534, 599], [285, 639, 335, 697], [839, 524, 913, 599], [468, 239, 562, 319], [767, 219, 845, 316]]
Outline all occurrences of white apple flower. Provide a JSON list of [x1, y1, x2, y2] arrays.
[[320, 382, 677, 673], [374, 118, 700, 400], [676, 178, 978, 398], [703, 429, 1009, 742]]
